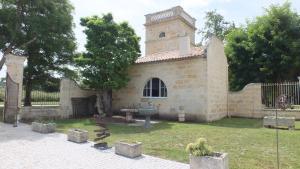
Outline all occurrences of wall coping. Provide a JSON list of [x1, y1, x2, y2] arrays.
[[262, 108, 300, 112], [61, 78, 99, 92], [229, 83, 261, 94], [22, 105, 60, 109]]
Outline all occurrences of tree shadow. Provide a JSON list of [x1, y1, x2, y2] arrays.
[[55, 117, 174, 135], [108, 121, 174, 134], [202, 117, 264, 129]]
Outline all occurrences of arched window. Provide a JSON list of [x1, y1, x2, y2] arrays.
[[159, 32, 165, 38], [143, 78, 167, 97]]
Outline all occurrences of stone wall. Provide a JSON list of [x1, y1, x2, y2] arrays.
[[228, 83, 263, 118], [228, 83, 300, 119], [113, 57, 208, 121], [206, 36, 229, 121], [60, 79, 97, 118], [20, 106, 61, 121]]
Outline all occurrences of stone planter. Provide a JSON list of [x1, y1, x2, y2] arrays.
[[67, 128, 89, 143], [190, 153, 228, 169], [263, 116, 295, 130], [178, 106, 185, 122], [178, 113, 185, 122], [115, 141, 142, 158], [31, 122, 56, 134]]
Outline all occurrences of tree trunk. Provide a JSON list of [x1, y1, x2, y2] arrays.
[[24, 78, 32, 106], [101, 89, 113, 117], [96, 92, 103, 115], [23, 54, 34, 106]]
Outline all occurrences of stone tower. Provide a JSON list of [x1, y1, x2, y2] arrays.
[[144, 6, 196, 55]]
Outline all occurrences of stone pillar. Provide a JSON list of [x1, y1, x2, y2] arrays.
[[4, 54, 26, 123]]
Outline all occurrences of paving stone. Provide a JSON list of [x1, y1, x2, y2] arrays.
[[0, 123, 188, 169]]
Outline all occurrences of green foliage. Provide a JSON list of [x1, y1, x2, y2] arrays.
[[76, 13, 140, 90], [0, 0, 76, 105], [186, 138, 213, 156], [199, 10, 235, 43], [226, 2, 300, 90]]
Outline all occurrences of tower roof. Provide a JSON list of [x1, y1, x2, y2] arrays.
[[144, 6, 196, 29]]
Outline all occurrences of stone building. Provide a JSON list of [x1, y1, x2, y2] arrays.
[[112, 6, 229, 122]]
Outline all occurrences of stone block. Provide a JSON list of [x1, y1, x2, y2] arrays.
[[263, 116, 295, 129], [32, 122, 56, 134], [115, 141, 142, 158], [67, 128, 89, 143], [190, 153, 229, 169]]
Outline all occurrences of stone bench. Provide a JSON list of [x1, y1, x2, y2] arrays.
[[263, 116, 295, 130]]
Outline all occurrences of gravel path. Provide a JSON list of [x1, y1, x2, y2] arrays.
[[0, 123, 189, 169]]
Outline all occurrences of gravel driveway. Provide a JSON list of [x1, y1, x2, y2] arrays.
[[0, 123, 188, 169]]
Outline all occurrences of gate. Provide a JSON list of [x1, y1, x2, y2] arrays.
[[261, 81, 300, 108]]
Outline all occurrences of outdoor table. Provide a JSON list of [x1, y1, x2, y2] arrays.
[[120, 109, 138, 122]]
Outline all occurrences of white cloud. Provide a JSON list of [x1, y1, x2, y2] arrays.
[[180, 0, 211, 8]]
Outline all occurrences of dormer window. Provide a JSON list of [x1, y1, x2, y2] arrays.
[[159, 32, 165, 38]]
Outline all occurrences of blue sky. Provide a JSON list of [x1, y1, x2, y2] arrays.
[[1, 0, 300, 78], [70, 0, 300, 55]]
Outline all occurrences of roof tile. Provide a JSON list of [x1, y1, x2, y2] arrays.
[[135, 47, 205, 64]]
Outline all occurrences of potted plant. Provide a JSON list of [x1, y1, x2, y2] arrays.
[[186, 138, 228, 169], [115, 140, 142, 158], [67, 128, 89, 143], [31, 120, 56, 134]]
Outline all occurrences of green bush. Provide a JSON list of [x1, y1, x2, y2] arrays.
[[186, 138, 213, 156]]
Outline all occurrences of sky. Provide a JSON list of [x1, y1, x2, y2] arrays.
[[69, 0, 300, 54], [1, 0, 300, 78]]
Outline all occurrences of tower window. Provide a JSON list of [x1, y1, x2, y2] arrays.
[[159, 32, 165, 38]]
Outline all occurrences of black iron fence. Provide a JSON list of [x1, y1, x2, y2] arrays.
[[261, 82, 300, 108], [0, 87, 60, 106]]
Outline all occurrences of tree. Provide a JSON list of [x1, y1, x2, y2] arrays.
[[225, 2, 300, 91], [199, 10, 235, 43], [0, 0, 76, 105], [76, 14, 140, 116]]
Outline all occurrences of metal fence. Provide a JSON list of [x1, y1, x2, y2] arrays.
[[261, 82, 300, 108], [24, 90, 60, 106], [0, 87, 60, 106]]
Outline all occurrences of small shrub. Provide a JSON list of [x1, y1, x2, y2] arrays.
[[186, 138, 213, 156]]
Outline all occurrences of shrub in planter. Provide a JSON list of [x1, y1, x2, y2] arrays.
[[31, 121, 56, 134], [186, 138, 228, 169], [115, 141, 142, 158], [67, 128, 89, 143]]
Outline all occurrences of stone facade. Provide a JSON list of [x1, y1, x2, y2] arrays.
[[145, 6, 196, 55], [111, 7, 229, 122], [113, 57, 208, 121], [60, 79, 97, 118], [206, 37, 228, 121]]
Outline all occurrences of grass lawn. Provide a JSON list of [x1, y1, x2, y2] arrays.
[[54, 118, 300, 169]]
